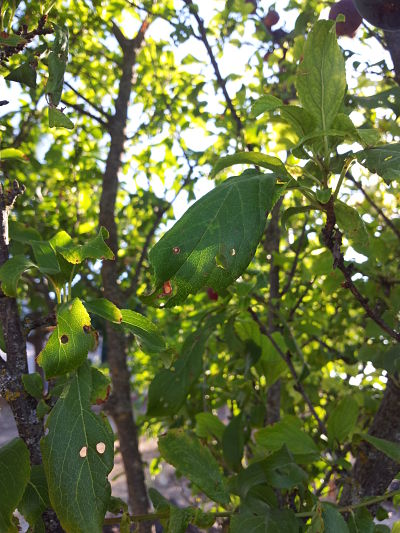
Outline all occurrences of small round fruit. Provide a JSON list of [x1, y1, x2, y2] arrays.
[[329, 0, 362, 37], [263, 10, 280, 28], [353, 0, 400, 31]]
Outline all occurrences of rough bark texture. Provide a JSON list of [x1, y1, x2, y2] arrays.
[[98, 20, 152, 531], [263, 199, 283, 425], [0, 182, 63, 532]]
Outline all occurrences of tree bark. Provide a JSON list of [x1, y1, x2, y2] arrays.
[[0, 182, 63, 532], [98, 20, 152, 531], [384, 30, 400, 84]]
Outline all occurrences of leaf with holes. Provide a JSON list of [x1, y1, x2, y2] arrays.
[[56, 227, 114, 265], [0, 438, 30, 533], [296, 20, 346, 132], [147, 171, 282, 307], [37, 298, 96, 379], [158, 430, 230, 505], [0, 255, 37, 297], [41, 362, 114, 533], [356, 144, 400, 183]]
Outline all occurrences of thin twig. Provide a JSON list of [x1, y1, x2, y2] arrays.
[[60, 99, 108, 128], [248, 307, 328, 435], [64, 80, 111, 119]]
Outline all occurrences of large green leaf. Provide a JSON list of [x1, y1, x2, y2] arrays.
[[56, 227, 114, 264], [121, 309, 165, 352], [147, 331, 206, 416], [0, 438, 30, 533], [0, 255, 37, 297], [255, 416, 319, 462], [5, 62, 37, 88], [30, 240, 61, 275], [195, 412, 225, 441], [360, 433, 400, 462], [321, 503, 349, 532], [0, 148, 28, 161], [41, 362, 114, 533], [222, 415, 244, 471], [231, 510, 299, 533], [210, 152, 291, 181], [147, 171, 281, 307], [327, 397, 359, 444], [158, 430, 230, 504], [356, 144, 400, 183], [37, 298, 96, 378], [262, 446, 308, 489], [18, 465, 49, 531], [296, 20, 346, 132]]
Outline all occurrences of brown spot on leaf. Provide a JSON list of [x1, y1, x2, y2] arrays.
[[172, 247, 180, 254], [163, 280, 172, 295], [83, 325, 91, 333], [60, 334, 68, 344]]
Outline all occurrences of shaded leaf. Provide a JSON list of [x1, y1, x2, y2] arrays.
[[222, 415, 244, 471], [121, 309, 165, 352], [231, 509, 299, 533], [37, 298, 95, 379], [262, 446, 308, 489], [296, 20, 346, 131], [356, 144, 400, 183], [251, 95, 283, 117], [335, 201, 369, 253], [195, 412, 225, 441], [255, 416, 319, 462], [90, 367, 111, 405], [158, 430, 230, 504], [30, 240, 60, 274], [327, 396, 359, 444], [22, 373, 43, 399], [48, 107, 74, 129], [211, 152, 291, 180], [0, 438, 30, 533], [18, 465, 49, 530], [41, 362, 114, 533], [5, 62, 36, 88], [0, 255, 37, 297], [360, 433, 400, 463], [321, 503, 349, 532]]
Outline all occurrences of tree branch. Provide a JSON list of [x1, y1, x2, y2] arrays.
[[60, 99, 108, 128], [64, 80, 111, 119]]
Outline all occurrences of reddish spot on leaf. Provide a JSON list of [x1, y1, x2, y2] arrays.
[[60, 334, 68, 344], [83, 325, 91, 333], [163, 280, 172, 295], [95, 384, 111, 405], [207, 288, 219, 301], [172, 246, 180, 254]]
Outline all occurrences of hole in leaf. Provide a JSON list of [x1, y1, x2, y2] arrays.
[[60, 334, 68, 344], [230, 248, 236, 256], [96, 442, 106, 454], [79, 446, 87, 458], [83, 325, 91, 333]]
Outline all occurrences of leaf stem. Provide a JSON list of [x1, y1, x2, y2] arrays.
[[332, 156, 355, 201]]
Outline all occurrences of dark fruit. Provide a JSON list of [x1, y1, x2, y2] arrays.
[[263, 10, 280, 28], [207, 287, 219, 301], [329, 0, 362, 37], [353, 0, 400, 31]]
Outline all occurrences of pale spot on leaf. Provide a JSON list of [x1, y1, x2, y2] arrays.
[[79, 446, 87, 458], [96, 442, 106, 454]]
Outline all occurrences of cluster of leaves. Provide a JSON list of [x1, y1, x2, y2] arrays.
[[1, 1, 400, 532]]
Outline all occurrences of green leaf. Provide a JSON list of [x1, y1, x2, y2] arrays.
[[327, 396, 359, 444], [22, 373, 43, 399], [334, 201, 369, 253], [5, 62, 37, 88], [158, 430, 230, 504], [296, 20, 346, 132], [18, 465, 49, 530], [255, 416, 319, 462], [279, 105, 316, 140], [360, 433, 400, 463], [231, 510, 299, 533], [148, 171, 282, 307], [0, 148, 28, 161], [281, 205, 314, 230], [167, 506, 192, 533], [195, 412, 225, 441], [37, 298, 96, 379], [121, 309, 165, 352], [0, 255, 37, 297], [0, 438, 30, 533], [262, 446, 308, 489], [56, 227, 114, 264], [321, 503, 349, 532], [356, 144, 400, 183], [41, 362, 114, 533], [251, 95, 283, 117], [36, 399, 51, 419], [211, 153, 291, 181], [120, 511, 131, 533], [9, 221, 42, 242], [0, 34, 26, 46], [48, 107, 74, 129], [222, 415, 244, 471], [90, 367, 111, 405], [147, 330, 206, 416], [84, 298, 123, 324], [30, 240, 61, 274]]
